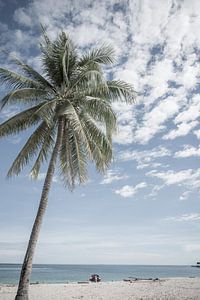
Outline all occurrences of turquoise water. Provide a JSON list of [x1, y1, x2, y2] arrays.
[[0, 264, 200, 284]]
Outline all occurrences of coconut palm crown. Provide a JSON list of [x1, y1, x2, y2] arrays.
[[0, 30, 135, 300]]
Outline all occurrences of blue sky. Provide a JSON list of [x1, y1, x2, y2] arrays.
[[0, 0, 200, 265]]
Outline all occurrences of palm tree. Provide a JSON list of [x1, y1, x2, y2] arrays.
[[0, 29, 135, 300]]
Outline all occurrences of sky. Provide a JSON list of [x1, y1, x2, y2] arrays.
[[0, 0, 200, 265]]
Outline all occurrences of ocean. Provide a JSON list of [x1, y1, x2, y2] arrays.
[[0, 264, 199, 284]]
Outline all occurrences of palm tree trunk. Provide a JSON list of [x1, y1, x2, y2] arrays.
[[15, 118, 65, 300]]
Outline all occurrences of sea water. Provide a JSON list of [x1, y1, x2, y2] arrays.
[[0, 264, 199, 284]]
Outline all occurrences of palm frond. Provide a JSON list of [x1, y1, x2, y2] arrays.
[[71, 62, 106, 92], [7, 122, 48, 177], [30, 125, 56, 178], [40, 24, 51, 45], [80, 113, 113, 172], [86, 80, 136, 103], [0, 103, 44, 138], [0, 68, 43, 90], [79, 44, 116, 66], [71, 128, 88, 184], [62, 41, 70, 86], [59, 123, 88, 190], [61, 100, 91, 155], [107, 80, 136, 103], [84, 96, 116, 131], [59, 124, 75, 189], [11, 57, 55, 91], [1, 88, 49, 109], [41, 31, 77, 86], [32, 99, 56, 125]]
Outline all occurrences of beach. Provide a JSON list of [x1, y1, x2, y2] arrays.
[[1, 277, 200, 300]]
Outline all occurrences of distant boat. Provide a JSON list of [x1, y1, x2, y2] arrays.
[[191, 262, 200, 268]]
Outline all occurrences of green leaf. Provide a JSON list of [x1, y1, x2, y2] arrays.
[[107, 80, 136, 103], [60, 100, 91, 155], [7, 122, 49, 177], [59, 123, 88, 190], [79, 44, 116, 66], [1, 88, 49, 109], [32, 99, 56, 125], [40, 23, 51, 45], [0, 68, 43, 90], [30, 125, 56, 178], [71, 62, 106, 94], [0, 103, 44, 138], [84, 96, 116, 134], [80, 113, 113, 172], [41, 31, 77, 87], [12, 58, 55, 91]]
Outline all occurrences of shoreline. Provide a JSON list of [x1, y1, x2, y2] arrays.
[[1, 277, 200, 299], [1, 275, 199, 285], [1, 275, 199, 286]]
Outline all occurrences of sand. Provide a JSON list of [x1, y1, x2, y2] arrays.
[[0, 278, 200, 300]]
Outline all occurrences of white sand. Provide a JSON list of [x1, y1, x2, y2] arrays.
[[1, 278, 200, 300]]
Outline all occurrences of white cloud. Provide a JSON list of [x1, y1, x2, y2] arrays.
[[165, 213, 200, 222], [174, 95, 200, 124], [112, 102, 136, 145], [14, 8, 33, 27], [119, 146, 171, 169], [163, 121, 198, 140], [194, 129, 200, 139], [115, 182, 147, 198], [148, 184, 164, 199], [100, 170, 128, 185], [113, 124, 134, 145], [123, 1, 200, 143], [147, 168, 200, 188], [136, 162, 163, 170], [175, 145, 200, 158], [179, 191, 191, 201], [120, 146, 171, 161], [133, 96, 181, 144]]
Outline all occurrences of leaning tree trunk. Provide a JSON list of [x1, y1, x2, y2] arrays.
[[15, 118, 65, 300]]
